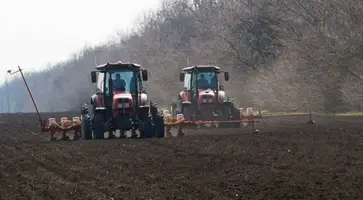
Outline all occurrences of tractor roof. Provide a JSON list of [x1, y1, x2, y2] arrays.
[[182, 65, 220, 71], [95, 61, 142, 71]]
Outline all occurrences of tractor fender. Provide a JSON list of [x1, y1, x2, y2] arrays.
[[179, 91, 184, 98], [179, 91, 190, 103], [218, 91, 226, 101], [90, 93, 105, 108], [139, 93, 148, 105], [90, 94, 97, 105]]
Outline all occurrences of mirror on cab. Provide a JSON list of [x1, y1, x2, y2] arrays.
[[91, 71, 97, 83], [142, 69, 148, 81], [224, 71, 229, 81], [179, 72, 184, 82]]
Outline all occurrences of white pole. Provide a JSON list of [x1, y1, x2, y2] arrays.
[[5, 74, 9, 113]]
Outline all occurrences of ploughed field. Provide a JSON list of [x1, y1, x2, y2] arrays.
[[1, 112, 363, 200]]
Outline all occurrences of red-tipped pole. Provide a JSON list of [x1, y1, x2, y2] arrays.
[[8, 66, 43, 130]]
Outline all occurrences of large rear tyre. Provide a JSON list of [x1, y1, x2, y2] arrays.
[[182, 104, 193, 121], [142, 117, 154, 138], [219, 103, 240, 128], [153, 114, 165, 138], [232, 107, 241, 128], [81, 116, 92, 140], [93, 112, 105, 139]]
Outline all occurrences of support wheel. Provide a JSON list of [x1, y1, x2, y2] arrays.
[[131, 129, 138, 138], [119, 131, 126, 138], [108, 131, 115, 139]]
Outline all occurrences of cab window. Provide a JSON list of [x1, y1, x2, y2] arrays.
[[104, 69, 136, 94]]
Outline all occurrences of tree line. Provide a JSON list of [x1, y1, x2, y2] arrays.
[[0, 0, 362, 113]]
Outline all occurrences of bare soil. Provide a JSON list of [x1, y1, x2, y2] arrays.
[[1, 112, 363, 200]]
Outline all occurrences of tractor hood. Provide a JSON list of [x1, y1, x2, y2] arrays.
[[198, 88, 215, 96], [112, 90, 134, 117], [198, 88, 226, 103], [113, 90, 133, 100], [198, 88, 215, 104], [112, 90, 134, 109]]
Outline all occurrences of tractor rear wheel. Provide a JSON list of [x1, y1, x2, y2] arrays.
[[81, 117, 92, 140], [219, 104, 231, 128], [93, 112, 105, 139], [227, 103, 241, 128], [153, 114, 165, 138], [232, 107, 241, 128], [182, 104, 193, 120], [141, 117, 153, 138], [219, 103, 240, 128]]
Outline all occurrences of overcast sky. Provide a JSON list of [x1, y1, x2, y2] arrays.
[[0, 0, 161, 85]]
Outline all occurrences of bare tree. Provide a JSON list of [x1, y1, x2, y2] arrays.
[[2, 0, 363, 113]]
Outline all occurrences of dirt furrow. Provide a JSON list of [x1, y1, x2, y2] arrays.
[[1, 113, 363, 199]]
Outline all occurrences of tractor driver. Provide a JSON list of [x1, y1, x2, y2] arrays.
[[113, 73, 127, 90], [197, 74, 209, 88], [210, 73, 217, 88]]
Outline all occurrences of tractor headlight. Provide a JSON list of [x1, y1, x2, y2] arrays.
[[202, 99, 207, 103]]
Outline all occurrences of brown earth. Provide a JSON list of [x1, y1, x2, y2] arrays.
[[1, 112, 363, 200]]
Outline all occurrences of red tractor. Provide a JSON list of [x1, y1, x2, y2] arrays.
[[170, 65, 241, 127], [80, 61, 164, 139]]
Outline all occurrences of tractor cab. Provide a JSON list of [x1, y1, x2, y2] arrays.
[[83, 61, 164, 139], [179, 65, 229, 105], [90, 61, 148, 113], [175, 65, 231, 120]]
